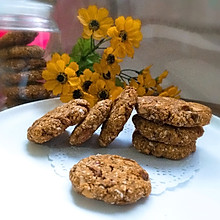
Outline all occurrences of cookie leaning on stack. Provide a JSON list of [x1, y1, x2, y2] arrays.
[[0, 31, 50, 107], [132, 96, 212, 160]]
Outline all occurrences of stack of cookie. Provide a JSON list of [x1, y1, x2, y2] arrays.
[[132, 96, 212, 160], [0, 31, 50, 107]]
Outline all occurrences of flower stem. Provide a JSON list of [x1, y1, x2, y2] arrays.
[[121, 69, 140, 74]]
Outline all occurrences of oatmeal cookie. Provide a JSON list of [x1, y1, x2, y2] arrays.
[[27, 99, 90, 144], [136, 96, 212, 127], [0, 45, 44, 59], [3, 84, 51, 100], [132, 130, 196, 160], [69, 154, 151, 205], [99, 86, 137, 147], [0, 31, 38, 49], [69, 99, 112, 146], [132, 114, 204, 145], [0, 58, 46, 72], [0, 69, 43, 85]]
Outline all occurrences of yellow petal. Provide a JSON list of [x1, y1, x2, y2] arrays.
[[62, 84, 71, 95], [65, 67, 75, 77], [42, 70, 57, 80], [110, 87, 123, 100], [69, 62, 79, 72], [96, 79, 106, 90], [107, 27, 119, 38], [60, 93, 72, 103], [61, 53, 70, 65], [69, 77, 81, 87], [51, 53, 61, 63], [77, 8, 90, 25], [44, 80, 58, 91], [137, 87, 146, 96], [87, 5, 98, 20], [56, 60, 65, 72], [115, 16, 125, 31], [83, 69, 93, 80], [53, 83, 62, 95], [91, 72, 100, 81], [47, 62, 59, 74], [97, 7, 109, 20]]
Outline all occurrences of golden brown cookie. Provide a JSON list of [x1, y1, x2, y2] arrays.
[[0, 70, 43, 85], [132, 114, 204, 146], [0, 45, 44, 59], [0, 31, 38, 49], [99, 86, 137, 147], [136, 96, 212, 127], [69, 99, 112, 146], [27, 99, 90, 144], [132, 130, 196, 160], [0, 58, 46, 72], [3, 84, 51, 101], [69, 154, 151, 205]]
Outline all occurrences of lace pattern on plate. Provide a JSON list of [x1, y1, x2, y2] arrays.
[[48, 113, 200, 195]]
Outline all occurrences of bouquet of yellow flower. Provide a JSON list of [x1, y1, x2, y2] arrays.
[[42, 5, 180, 106]]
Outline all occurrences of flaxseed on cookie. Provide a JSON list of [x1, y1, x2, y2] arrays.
[[136, 96, 212, 127], [132, 114, 204, 146], [69, 99, 112, 146], [0, 69, 43, 85], [0, 31, 38, 49], [0, 45, 44, 59], [99, 86, 137, 147], [0, 58, 46, 72], [27, 99, 90, 144], [132, 130, 196, 160], [69, 154, 151, 205]]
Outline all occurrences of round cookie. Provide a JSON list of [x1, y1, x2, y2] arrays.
[[0, 45, 44, 59], [69, 154, 151, 205], [99, 86, 137, 147], [132, 114, 204, 146], [0, 58, 46, 72], [0, 31, 38, 49], [0, 70, 43, 85], [3, 84, 51, 101], [69, 99, 112, 146], [136, 96, 212, 127], [27, 99, 90, 144], [132, 130, 196, 160]]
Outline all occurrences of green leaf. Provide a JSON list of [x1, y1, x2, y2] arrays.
[[115, 77, 125, 88], [70, 37, 101, 71]]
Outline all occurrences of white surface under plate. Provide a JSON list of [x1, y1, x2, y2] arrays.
[[0, 98, 220, 220]]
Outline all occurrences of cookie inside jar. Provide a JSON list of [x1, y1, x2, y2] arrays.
[[0, 0, 61, 110]]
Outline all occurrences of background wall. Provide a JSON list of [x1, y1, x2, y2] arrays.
[[53, 0, 220, 104]]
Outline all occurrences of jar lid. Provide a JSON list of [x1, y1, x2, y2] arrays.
[[0, 0, 59, 32]]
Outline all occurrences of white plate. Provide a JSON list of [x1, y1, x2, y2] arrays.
[[0, 98, 220, 220]]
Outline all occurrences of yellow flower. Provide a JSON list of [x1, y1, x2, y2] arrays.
[[77, 5, 114, 40], [107, 16, 142, 58], [89, 79, 123, 102], [79, 69, 100, 92], [129, 65, 156, 96], [50, 53, 70, 64], [60, 86, 96, 107], [42, 57, 81, 96], [98, 47, 122, 76], [159, 86, 181, 98]]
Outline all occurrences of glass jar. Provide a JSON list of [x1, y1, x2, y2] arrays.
[[0, 0, 61, 110]]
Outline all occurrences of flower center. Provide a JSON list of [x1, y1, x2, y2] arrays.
[[82, 80, 92, 92], [98, 89, 109, 100], [89, 20, 100, 31], [119, 30, 127, 42], [106, 54, 115, 65], [72, 89, 83, 99], [56, 73, 67, 84], [102, 71, 111, 80]]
